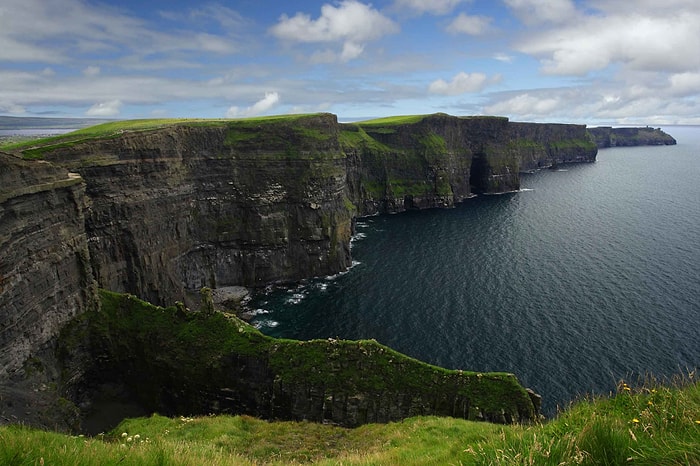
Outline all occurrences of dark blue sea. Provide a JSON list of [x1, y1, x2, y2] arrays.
[[249, 126, 700, 416]]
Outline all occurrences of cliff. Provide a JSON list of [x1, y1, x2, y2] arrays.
[[343, 114, 596, 215], [0, 153, 96, 378], [0, 113, 600, 430], [60, 290, 538, 428], [23, 115, 353, 307], [9, 113, 596, 305], [587, 126, 677, 148]]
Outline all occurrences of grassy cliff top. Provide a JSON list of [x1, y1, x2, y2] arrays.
[[2, 375, 698, 464], [0, 113, 331, 154]]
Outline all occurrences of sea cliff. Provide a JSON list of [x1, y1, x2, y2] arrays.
[[0, 113, 601, 430], [588, 126, 677, 147]]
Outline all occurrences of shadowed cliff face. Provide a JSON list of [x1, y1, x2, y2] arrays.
[[0, 153, 96, 378], [64, 291, 539, 430], [37, 115, 353, 306]]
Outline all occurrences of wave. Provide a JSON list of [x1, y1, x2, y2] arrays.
[[253, 319, 279, 329], [324, 260, 361, 280]]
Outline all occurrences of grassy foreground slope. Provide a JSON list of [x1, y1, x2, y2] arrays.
[[1, 376, 699, 465]]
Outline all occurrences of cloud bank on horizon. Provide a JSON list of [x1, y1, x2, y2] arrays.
[[1, 0, 698, 125]]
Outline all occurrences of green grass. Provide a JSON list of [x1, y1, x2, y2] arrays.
[[355, 115, 428, 126], [2, 376, 698, 465], [2, 113, 328, 156]]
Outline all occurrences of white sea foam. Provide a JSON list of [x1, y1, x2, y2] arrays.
[[254, 319, 279, 329], [285, 292, 306, 305], [324, 260, 361, 280]]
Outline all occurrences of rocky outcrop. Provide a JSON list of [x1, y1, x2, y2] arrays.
[[64, 290, 538, 430], [587, 126, 677, 148]]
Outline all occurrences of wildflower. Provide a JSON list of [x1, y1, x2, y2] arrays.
[[623, 386, 631, 392], [121, 432, 128, 438], [647, 401, 653, 406], [134, 434, 141, 440], [695, 420, 700, 424], [632, 418, 640, 423], [127, 437, 133, 442]]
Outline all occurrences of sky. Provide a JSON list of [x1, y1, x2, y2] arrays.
[[1, 0, 699, 125]]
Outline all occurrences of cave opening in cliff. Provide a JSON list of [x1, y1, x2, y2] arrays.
[[469, 155, 489, 194]]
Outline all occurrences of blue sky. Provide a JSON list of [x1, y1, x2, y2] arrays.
[[1, 0, 699, 124]]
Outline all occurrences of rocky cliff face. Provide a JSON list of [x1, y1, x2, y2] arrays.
[[0, 153, 95, 378], [587, 126, 677, 147], [344, 114, 596, 215], [12, 113, 596, 304], [36, 114, 353, 306]]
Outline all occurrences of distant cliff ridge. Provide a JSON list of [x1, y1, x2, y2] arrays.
[[588, 126, 677, 148], [0, 113, 606, 430]]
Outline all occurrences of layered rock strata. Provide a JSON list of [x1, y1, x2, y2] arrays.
[[0, 153, 95, 378]]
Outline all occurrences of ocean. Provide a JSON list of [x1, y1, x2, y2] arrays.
[[248, 126, 700, 416]]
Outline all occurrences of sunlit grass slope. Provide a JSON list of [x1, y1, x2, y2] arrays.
[[0, 114, 324, 154], [2, 375, 698, 465]]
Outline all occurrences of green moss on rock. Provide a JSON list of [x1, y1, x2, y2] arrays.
[[67, 290, 538, 427]]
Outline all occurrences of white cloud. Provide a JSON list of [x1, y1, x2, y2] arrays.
[[83, 66, 101, 77], [493, 53, 514, 63], [485, 93, 560, 119], [0, 0, 239, 67], [270, 1, 398, 61], [86, 99, 122, 116], [446, 13, 492, 35], [429, 72, 497, 95], [392, 0, 466, 15], [504, 0, 577, 25], [226, 92, 280, 118], [668, 72, 700, 98], [515, 5, 700, 76]]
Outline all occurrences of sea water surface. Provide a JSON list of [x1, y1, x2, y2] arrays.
[[249, 126, 700, 415]]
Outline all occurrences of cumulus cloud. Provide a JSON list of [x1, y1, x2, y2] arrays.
[[428, 72, 498, 95], [446, 13, 492, 35], [226, 92, 280, 118], [86, 99, 122, 116], [514, 4, 700, 76], [270, 1, 398, 62], [392, 0, 465, 15]]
